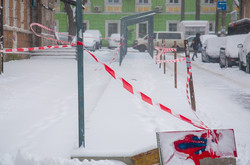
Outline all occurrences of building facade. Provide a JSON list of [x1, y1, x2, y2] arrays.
[[2, 0, 56, 48], [55, 0, 235, 46]]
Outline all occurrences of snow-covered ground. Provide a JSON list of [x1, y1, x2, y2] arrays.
[[0, 48, 250, 165]]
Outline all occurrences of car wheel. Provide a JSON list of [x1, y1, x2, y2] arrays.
[[226, 57, 232, 67], [239, 54, 243, 70], [246, 62, 250, 73], [138, 45, 146, 52], [202, 54, 206, 62], [206, 55, 210, 63], [219, 57, 225, 68], [239, 61, 243, 70]]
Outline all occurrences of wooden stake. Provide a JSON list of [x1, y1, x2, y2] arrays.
[[184, 40, 196, 111], [164, 55, 166, 74]]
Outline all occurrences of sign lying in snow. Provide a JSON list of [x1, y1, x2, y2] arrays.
[[156, 129, 237, 165]]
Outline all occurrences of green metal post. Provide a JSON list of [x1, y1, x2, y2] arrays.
[[0, 0, 3, 73], [76, 0, 85, 148]]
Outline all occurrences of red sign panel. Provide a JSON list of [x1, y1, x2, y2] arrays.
[[156, 129, 237, 165]]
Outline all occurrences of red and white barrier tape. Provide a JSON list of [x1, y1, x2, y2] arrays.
[[28, 23, 209, 130], [30, 23, 121, 65], [154, 46, 185, 63], [0, 44, 74, 53], [77, 41, 208, 129]]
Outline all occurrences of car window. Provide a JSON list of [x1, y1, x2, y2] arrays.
[[158, 33, 181, 39]]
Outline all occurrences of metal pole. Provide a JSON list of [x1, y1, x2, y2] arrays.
[[0, 0, 4, 74], [76, 0, 85, 148], [174, 41, 177, 88]]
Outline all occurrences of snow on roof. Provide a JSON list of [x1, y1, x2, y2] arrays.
[[180, 20, 209, 26]]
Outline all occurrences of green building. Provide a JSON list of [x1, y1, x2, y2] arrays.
[[55, 0, 237, 46]]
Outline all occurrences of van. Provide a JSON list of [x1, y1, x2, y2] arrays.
[[133, 31, 185, 52]]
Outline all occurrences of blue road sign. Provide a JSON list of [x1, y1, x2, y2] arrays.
[[217, 1, 227, 10]]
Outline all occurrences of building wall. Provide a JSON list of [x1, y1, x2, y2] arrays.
[[55, 0, 234, 46], [3, 0, 56, 49], [3, 0, 32, 49], [241, 0, 250, 18]]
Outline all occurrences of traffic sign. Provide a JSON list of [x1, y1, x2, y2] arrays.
[[217, 1, 227, 10]]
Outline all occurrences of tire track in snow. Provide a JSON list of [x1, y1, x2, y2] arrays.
[[192, 62, 250, 89]]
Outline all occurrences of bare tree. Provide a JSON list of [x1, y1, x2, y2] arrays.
[[181, 0, 185, 21], [64, 3, 76, 42], [63, 0, 86, 42], [196, 0, 200, 20]]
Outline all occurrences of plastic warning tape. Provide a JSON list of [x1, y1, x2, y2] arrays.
[[0, 44, 74, 53], [155, 46, 176, 52], [77, 41, 208, 129], [155, 46, 185, 63], [29, 23, 209, 130]]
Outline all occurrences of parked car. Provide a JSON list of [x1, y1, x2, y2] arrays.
[[82, 33, 97, 52], [108, 33, 121, 49], [200, 34, 217, 47], [219, 34, 247, 68], [201, 36, 226, 63], [133, 31, 185, 52], [186, 34, 216, 52], [238, 32, 250, 73], [84, 30, 102, 49]]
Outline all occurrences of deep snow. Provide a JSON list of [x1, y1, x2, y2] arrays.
[[0, 47, 250, 165]]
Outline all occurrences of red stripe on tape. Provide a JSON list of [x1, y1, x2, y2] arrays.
[[139, 92, 153, 105], [121, 78, 134, 94], [104, 64, 116, 79], [17, 48, 24, 52], [159, 103, 172, 113], [179, 115, 192, 124]]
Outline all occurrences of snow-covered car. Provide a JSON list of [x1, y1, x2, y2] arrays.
[[238, 32, 250, 73], [84, 30, 102, 49], [219, 34, 247, 68], [201, 36, 226, 63], [108, 33, 121, 49], [187, 34, 217, 52], [200, 34, 217, 47], [82, 33, 97, 52]]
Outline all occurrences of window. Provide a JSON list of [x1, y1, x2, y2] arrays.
[[169, 0, 179, 3], [158, 33, 181, 39], [139, 23, 147, 38], [82, 20, 89, 32], [205, 0, 214, 3], [185, 27, 206, 36], [108, 0, 120, 3], [209, 22, 213, 31], [139, 0, 149, 3], [108, 23, 118, 37], [169, 23, 177, 31], [83, 23, 87, 32]]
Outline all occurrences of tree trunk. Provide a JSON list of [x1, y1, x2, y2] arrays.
[[181, 0, 185, 21], [64, 3, 76, 42], [196, 0, 200, 20]]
